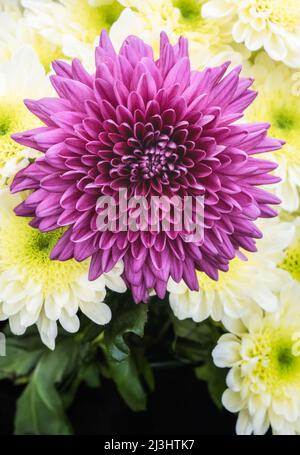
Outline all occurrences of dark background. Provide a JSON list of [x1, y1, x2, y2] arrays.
[[0, 366, 235, 435]]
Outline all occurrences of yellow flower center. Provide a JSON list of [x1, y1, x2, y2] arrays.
[[247, 87, 300, 166], [247, 326, 300, 394], [279, 238, 300, 282], [69, 0, 123, 43], [173, 0, 202, 21], [272, 104, 300, 166], [0, 214, 88, 296], [0, 99, 41, 173], [172, 0, 221, 38], [197, 256, 243, 291], [255, 0, 300, 31]]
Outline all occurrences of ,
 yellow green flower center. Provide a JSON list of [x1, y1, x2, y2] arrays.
[[173, 0, 202, 20], [197, 256, 242, 291], [276, 344, 295, 373], [279, 238, 300, 282], [274, 108, 296, 131], [0, 99, 41, 173], [171, 0, 227, 49], [69, 0, 123, 43], [0, 116, 10, 136], [0, 214, 88, 296], [270, 99, 300, 139], [271, 102, 300, 165], [248, 87, 300, 166], [255, 0, 300, 31], [248, 327, 300, 393], [172, 0, 211, 35]]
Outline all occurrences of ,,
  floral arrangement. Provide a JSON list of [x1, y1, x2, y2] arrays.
[[1, 0, 300, 436]]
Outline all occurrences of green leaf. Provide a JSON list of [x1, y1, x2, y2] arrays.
[[102, 296, 149, 411], [172, 318, 220, 363], [15, 338, 80, 435], [0, 335, 45, 381], [104, 297, 148, 362], [80, 361, 101, 388], [195, 361, 227, 409], [105, 354, 147, 412], [133, 348, 155, 392]]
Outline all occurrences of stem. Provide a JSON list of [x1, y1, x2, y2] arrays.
[[151, 359, 195, 369], [92, 331, 104, 346]]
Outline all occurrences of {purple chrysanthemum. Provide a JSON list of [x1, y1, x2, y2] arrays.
[[11, 30, 282, 303]]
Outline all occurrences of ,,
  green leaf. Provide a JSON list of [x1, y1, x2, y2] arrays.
[[105, 354, 147, 412], [102, 297, 149, 411], [80, 361, 101, 388], [196, 360, 227, 410], [172, 318, 220, 363], [104, 296, 148, 362], [0, 335, 45, 381], [134, 348, 155, 392], [15, 338, 80, 435]]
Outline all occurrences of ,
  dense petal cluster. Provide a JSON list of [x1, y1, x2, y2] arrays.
[[213, 296, 300, 435], [110, 0, 249, 69], [11, 30, 282, 304], [0, 2, 24, 62], [0, 0, 21, 14], [22, 0, 123, 70], [0, 6, 64, 71], [22, 0, 123, 46], [0, 191, 126, 349], [245, 53, 300, 212], [168, 218, 294, 322], [202, 0, 300, 68]]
